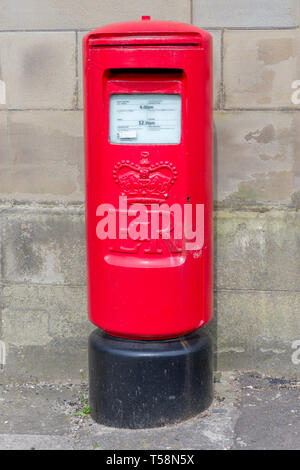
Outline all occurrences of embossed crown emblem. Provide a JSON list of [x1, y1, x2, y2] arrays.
[[113, 153, 178, 203]]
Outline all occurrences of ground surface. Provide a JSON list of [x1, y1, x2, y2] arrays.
[[0, 371, 299, 450]]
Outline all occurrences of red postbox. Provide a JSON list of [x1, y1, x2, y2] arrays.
[[83, 17, 213, 428]]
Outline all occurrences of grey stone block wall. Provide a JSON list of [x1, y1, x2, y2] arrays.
[[192, 0, 299, 28], [0, 32, 76, 109], [0, 1, 191, 30], [0, 111, 84, 200], [0, 1, 299, 382]]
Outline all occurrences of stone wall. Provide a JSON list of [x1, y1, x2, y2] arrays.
[[0, 1, 299, 381]]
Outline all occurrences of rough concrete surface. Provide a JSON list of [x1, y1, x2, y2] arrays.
[[0, 372, 298, 450]]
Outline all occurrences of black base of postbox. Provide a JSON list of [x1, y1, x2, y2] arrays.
[[88, 328, 213, 429], [89, 329, 213, 429]]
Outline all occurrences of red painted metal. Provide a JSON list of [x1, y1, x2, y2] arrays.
[[83, 19, 213, 339]]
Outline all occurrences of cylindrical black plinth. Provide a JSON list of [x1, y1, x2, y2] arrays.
[[88, 329, 213, 429]]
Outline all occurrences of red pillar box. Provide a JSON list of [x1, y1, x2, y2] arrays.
[[83, 17, 213, 428]]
